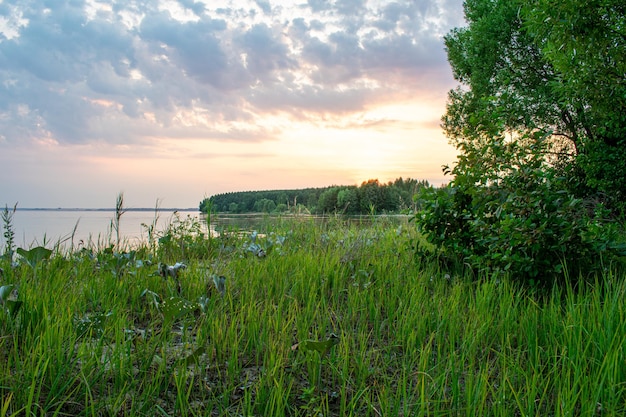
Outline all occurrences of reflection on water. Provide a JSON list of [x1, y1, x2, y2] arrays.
[[206, 213, 408, 234], [4, 210, 409, 251], [6, 209, 201, 250]]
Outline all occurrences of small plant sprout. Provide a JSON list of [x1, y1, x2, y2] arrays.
[[160, 296, 199, 325], [140, 288, 161, 308], [211, 274, 226, 296], [0, 284, 21, 318], [292, 333, 340, 356], [75, 311, 113, 339], [197, 295, 210, 313], [245, 230, 267, 257]]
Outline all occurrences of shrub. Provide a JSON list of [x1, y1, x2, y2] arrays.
[[414, 134, 625, 286]]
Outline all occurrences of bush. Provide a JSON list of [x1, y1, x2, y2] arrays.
[[414, 135, 626, 286]]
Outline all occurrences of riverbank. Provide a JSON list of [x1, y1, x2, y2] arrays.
[[0, 216, 624, 415]]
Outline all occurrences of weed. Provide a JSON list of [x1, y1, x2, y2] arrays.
[[1, 203, 17, 263], [111, 192, 126, 250]]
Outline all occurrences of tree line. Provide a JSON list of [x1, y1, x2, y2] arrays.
[[199, 177, 430, 215]]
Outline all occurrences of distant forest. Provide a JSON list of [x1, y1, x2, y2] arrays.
[[199, 177, 431, 215]]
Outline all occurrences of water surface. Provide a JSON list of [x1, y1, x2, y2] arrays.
[[2, 209, 407, 252], [5, 209, 201, 250]]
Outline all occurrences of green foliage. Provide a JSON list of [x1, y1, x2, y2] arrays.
[[99, 247, 143, 278], [299, 334, 340, 356], [418, 0, 626, 285], [337, 187, 358, 214], [0, 284, 22, 319], [160, 296, 199, 325], [577, 139, 626, 214], [317, 187, 340, 213], [522, 0, 626, 210], [357, 179, 391, 214], [416, 131, 624, 284], [74, 311, 112, 339], [1, 203, 17, 262], [1, 215, 626, 415], [156, 211, 214, 260], [443, 0, 626, 209], [253, 198, 276, 213], [200, 186, 328, 213], [201, 177, 430, 215], [523, 0, 626, 143], [16, 246, 53, 270]]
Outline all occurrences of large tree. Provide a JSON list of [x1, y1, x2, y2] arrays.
[[524, 0, 626, 200], [444, 0, 625, 202], [416, 0, 626, 283]]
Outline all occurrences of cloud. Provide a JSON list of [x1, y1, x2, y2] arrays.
[[335, 0, 367, 16], [237, 23, 297, 82], [139, 11, 234, 89], [254, 0, 272, 14], [306, 0, 332, 13], [0, 0, 465, 147]]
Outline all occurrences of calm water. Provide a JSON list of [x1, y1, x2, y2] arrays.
[[2, 209, 406, 252], [4, 209, 202, 250]]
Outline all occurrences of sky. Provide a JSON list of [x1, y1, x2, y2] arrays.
[[0, 0, 466, 209]]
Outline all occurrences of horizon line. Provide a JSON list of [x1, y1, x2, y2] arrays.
[[13, 207, 199, 212]]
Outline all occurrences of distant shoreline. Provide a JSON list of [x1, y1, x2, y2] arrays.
[[15, 208, 199, 212]]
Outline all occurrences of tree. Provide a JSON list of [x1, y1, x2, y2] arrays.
[[337, 187, 359, 214], [201, 178, 429, 215], [524, 0, 626, 207], [444, 0, 626, 207], [416, 0, 626, 284], [524, 0, 626, 139], [254, 198, 276, 213], [357, 179, 383, 213], [317, 188, 340, 214]]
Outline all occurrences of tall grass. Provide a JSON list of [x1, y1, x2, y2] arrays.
[[0, 214, 625, 416], [111, 192, 127, 250], [1, 204, 17, 262]]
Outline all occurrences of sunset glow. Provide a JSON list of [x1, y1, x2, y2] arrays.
[[0, 0, 465, 208]]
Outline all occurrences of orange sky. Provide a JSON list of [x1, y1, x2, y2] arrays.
[[0, 0, 465, 208]]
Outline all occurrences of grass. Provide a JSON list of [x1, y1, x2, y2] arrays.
[[0, 213, 625, 416]]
